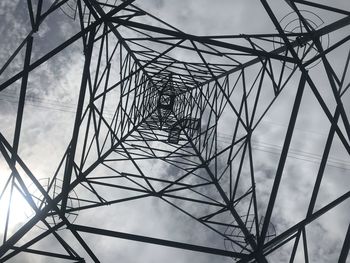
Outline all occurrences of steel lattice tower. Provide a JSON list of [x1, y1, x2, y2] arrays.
[[0, 0, 350, 262]]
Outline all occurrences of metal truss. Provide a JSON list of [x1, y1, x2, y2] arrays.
[[0, 0, 350, 262]]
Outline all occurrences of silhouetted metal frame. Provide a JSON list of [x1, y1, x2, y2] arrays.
[[0, 0, 349, 262]]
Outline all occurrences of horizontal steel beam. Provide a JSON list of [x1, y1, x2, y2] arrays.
[[72, 224, 247, 259]]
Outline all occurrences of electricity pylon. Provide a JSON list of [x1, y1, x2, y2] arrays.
[[0, 0, 350, 262]]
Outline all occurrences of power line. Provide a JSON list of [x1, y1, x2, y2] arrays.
[[1, 91, 348, 169], [217, 134, 350, 170]]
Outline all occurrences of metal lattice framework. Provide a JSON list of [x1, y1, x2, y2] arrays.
[[0, 0, 350, 262]]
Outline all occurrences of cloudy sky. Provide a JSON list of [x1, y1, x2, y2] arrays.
[[0, 0, 350, 262]]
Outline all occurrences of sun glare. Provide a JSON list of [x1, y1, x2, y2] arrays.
[[0, 168, 36, 233]]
